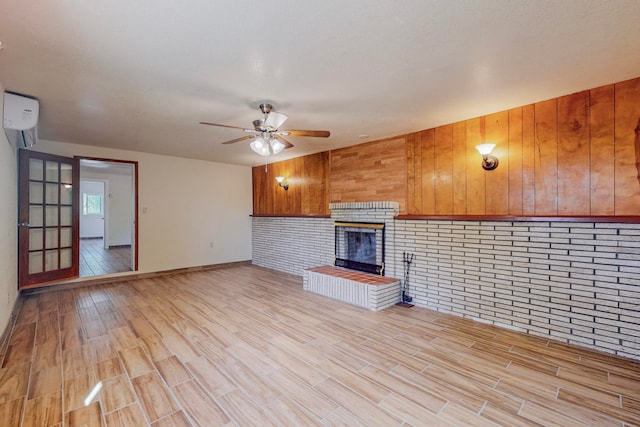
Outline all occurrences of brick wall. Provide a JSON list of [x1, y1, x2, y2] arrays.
[[395, 220, 640, 360], [251, 217, 333, 276], [252, 216, 640, 360]]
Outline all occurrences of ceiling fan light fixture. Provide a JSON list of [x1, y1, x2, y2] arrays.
[[269, 138, 285, 155], [201, 103, 330, 155], [250, 137, 270, 156]]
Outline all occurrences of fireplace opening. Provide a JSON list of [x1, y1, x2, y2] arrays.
[[335, 222, 385, 275]]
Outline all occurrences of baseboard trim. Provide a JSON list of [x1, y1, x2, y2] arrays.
[[21, 260, 252, 295], [0, 295, 22, 358]]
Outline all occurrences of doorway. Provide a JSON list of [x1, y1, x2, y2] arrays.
[[79, 159, 137, 277], [18, 152, 138, 289]]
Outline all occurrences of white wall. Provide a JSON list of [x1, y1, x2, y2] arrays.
[[103, 172, 132, 247], [33, 139, 253, 274], [0, 84, 19, 338], [81, 167, 134, 246], [80, 180, 105, 238]]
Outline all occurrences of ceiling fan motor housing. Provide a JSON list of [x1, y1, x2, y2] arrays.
[[253, 119, 269, 132]]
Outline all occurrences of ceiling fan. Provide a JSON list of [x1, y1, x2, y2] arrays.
[[200, 103, 330, 156]]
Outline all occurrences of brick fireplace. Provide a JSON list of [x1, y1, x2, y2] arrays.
[[301, 202, 401, 310]]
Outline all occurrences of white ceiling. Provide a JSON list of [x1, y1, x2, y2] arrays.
[[1, 1, 639, 166]]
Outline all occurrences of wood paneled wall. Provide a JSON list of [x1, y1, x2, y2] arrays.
[[252, 152, 330, 215], [329, 137, 407, 213], [407, 77, 640, 215], [253, 77, 640, 217]]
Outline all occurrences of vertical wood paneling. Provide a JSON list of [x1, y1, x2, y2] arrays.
[[252, 166, 272, 214], [452, 122, 467, 214], [252, 152, 329, 215], [508, 108, 524, 215], [420, 130, 435, 214], [466, 118, 485, 214], [254, 76, 640, 217], [290, 157, 303, 214], [406, 133, 416, 214], [522, 104, 536, 215], [534, 99, 558, 215], [485, 111, 509, 215], [274, 159, 291, 214], [614, 78, 640, 215], [302, 152, 330, 215], [434, 125, 453, 214], [414, 132, 423, 213], [557, 91, 590, 215], [589, 85, 615, 215]]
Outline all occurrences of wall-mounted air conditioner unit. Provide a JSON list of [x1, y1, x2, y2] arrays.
[[3, 92, 39, 148]]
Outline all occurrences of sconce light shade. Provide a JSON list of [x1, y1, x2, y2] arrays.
[[475, 143, 495, 155], [275, 176, 289, 190], [475, 143, 499, 171]]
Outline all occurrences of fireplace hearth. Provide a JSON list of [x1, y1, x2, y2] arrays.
[[335, 221, 385, 275]]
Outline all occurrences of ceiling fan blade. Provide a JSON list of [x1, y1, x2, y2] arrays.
[[284, 130, 330, 138], [274, 135, 294, 149], [200, 122, 248, 131], [221, 135, 255, 145], [264, 111, 288, 129]]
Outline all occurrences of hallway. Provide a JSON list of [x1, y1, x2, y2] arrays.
[[80, 238, 131, 277]]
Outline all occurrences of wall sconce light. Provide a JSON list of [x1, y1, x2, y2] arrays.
[[475, 143, 499, 171], [275, 176, 289, 191]]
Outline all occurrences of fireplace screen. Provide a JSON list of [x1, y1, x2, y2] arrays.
[[335, 222, 385, 275]]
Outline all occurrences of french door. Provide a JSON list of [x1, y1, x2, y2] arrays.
[[18, 150, 79, 289]]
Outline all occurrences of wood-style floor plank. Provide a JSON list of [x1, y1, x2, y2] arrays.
[[171, 380, 230, 426], [65, 401, 103, 427], [0, 363, 30, 404], [103, 403, 147, 427], [0, 397, 23, 427], [4, 264, 639, 426], [155, 356, 193, 388], [22, 391, 62, 427], [131, 372, 179, 423], [101, 374, 136, 413]]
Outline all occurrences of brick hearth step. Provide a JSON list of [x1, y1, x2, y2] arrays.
[[303, 266, 400, 311]]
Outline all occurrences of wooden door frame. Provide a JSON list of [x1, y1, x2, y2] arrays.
[[77, 156, 139, 271]]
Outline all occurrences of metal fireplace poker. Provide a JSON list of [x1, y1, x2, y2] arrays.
[[397, 252, 415, 307]]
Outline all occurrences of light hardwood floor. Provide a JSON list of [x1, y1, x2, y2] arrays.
[[80, 238, 131, 277], [1, 264, 639, 426]]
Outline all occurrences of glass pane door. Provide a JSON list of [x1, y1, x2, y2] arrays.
[[19, 150, 79, 289]]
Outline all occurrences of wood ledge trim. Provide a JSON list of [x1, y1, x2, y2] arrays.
[[395, 215, 640, 223]]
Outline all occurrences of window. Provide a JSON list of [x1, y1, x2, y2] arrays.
[[83, 193, 103, 215]]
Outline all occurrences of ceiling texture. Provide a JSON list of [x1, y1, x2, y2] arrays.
[[1, 1, 639, 166]]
